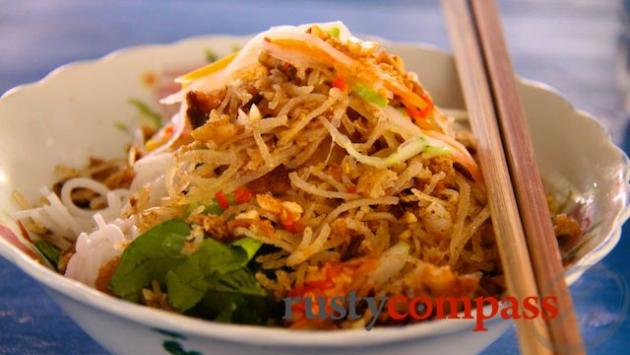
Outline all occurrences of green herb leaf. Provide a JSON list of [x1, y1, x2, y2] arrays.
[[204, 202, 224, 215], [197, 290, 270, 325], [110, 218, 191, 302], [35, 240, 60, 266], [204, 48, 218, 63], [184, 201, 224, 217], [109, 216, 267, 322], [165, 238, 262, 311], [193, 247, 268, 324], [207, 268, 266, 296], [232, 238, 262, 262], [184, 203, 199, 217], [165, 261, 209, 311], [422, 145, 451, 159], [128, 98, 163, 129], [113, 121, 129, 133], [326, 26, 341, 39], [353, 84, 389, 107]]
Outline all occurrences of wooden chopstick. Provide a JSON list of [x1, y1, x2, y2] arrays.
[[440, 1, 552, 354], [470, 0, 584, 353]]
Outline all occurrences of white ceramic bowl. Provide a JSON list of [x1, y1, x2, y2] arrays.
[[0, 35, 628, 355]]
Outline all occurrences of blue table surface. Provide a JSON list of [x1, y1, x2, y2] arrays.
[[1, 0, 628, 354]]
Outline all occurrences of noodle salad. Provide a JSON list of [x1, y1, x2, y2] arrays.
[[12, 22, 582, 329]]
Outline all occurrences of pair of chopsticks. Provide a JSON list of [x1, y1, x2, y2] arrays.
[[441, 1, 584, 354]]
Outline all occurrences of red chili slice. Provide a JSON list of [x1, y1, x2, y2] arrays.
[[234, 187, 253, 204], [214, 191, 230, 209], [331, 75, 347, 91]]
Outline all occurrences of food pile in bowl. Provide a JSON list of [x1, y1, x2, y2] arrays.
[[11, 22, 583, 329]]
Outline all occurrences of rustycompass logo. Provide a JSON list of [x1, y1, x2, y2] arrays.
[[282, 291, 559, 331]]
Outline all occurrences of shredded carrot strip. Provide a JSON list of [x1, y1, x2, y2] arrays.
[[175, 51, 239, 84], [269, 34, 436, 129]]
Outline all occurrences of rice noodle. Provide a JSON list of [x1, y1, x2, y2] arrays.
[[309, 169, 346, 193], [277, 93, 327, 121], [60, 178, 129, 220], [461, 206, 490, 252], [323, 197, 399, 225], [411, 188, 448, 207], [390, 158, 425, 194], [65, 214, 136, 286], [361, 212, 400, 224], [284, 129, 327, 169], [256, 115, 288, 131], [203, 145, 299, 198], [130, 152, 175, 192], [278, 91, 339, 145], [287, 223, 331, 265], [188, 158, 244, 201], [344, 218, 376, 246], [423, 171, 446, 195], [252, 128, 273, 167], [449, 175, 472, 265], [146, 109, 186, 157], [14, 176, 130, 244], [289, 172, 359, 200], [320, 117, 436, 169]]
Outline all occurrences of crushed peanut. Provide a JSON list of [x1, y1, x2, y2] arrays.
[[235, 209, 260, 220], [402, 211, 418, 224], [256, 193, 283, 214], [399, 230, 412, 241], [281, 201, 304, 215]]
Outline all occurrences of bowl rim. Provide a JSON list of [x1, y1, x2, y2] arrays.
[[0, 34, 628, 347]]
